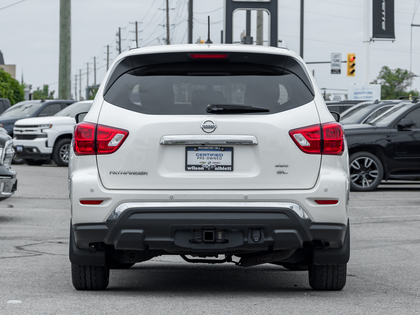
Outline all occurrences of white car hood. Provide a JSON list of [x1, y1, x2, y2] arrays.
[[15, 116, 75, 126]]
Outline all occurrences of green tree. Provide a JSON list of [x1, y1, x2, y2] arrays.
[[88, 86, 99, 100], [0, 68, 25, 105], [371, 66, 419, 100], [32, 84, 55, 100]]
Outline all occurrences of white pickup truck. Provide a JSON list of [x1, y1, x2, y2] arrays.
[[13, 101, 92, 166]]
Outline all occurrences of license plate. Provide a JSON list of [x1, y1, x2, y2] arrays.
[[16, 146, 23, 152], [186, 146, 233, 171]]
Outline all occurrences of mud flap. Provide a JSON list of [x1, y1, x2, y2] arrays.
[[312, 221, 350, 265], [69, 223, 106, 266]]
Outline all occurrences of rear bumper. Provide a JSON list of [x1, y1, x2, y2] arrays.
[[14, 145, 51, 160], [13, 139, 52, 160], [72, 204, 347, 253]]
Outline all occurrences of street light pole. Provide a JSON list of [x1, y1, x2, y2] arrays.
[[300, 0, 304, 58]]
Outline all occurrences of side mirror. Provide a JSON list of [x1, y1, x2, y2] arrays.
[[365, 117, 373, 124], [75, 112, 88, 123], [397, 118, 414, 130], [330, 111, 340, 123]]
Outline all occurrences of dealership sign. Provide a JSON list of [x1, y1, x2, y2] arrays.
[[372, 0, 395, 40], [348, 85, 381, 101]]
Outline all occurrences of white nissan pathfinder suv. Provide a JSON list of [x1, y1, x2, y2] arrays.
[[69, 44, 350, 291]]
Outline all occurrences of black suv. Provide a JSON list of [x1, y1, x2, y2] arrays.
[[340, 100, 402, 125], [344, 99, 420, 191], [0, 99, 75, 136]]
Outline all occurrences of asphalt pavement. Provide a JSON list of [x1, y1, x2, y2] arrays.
[[0, 164, 419, 314]]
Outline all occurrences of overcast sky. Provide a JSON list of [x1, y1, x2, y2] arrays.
[[1, 0, 420, 100]]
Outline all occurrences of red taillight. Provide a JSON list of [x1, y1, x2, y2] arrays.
[[73, 122, 129, 155], [289, 124, 321, 154], [74, 122, 96, 155], [322, 122, 344, 155], [289, 122, 344, 155], [96, 124, 129, 154], [190, 53, 228, 59]]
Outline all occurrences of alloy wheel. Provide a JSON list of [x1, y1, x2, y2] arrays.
[[60, 144, 70, 163], [350, 156, 379, 189]]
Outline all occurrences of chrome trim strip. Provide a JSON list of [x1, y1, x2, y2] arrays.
[[108, 202, 309, 220], [159, 135, 258, 145]]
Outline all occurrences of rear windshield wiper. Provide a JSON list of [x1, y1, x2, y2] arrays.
[[206, 104, 270, 114]]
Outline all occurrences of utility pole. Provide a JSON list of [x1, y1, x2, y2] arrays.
[[364, 0, 370, 84], [244, 10, 252, 44], [256, 10, 263, 45], [118, 27, 121, 54], [135, 21, 139, 47], [58, 0, 71, 99], [86, 63, 89, 91], [107, 45, 109, 71], [79, 69, 81, 101], [166, 0, 170, 44], [300, 0, 304, 58], [188, 0, 193, 44], [74, 74, 77, 100]]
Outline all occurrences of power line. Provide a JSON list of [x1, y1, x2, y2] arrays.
[[0, 0, 26, 11], [195, 7, 223, 14], [141, 14, 167, 44], [171, 0, 187, 43], [143, 18, 187, 47], [278, 4, 363, 21], [412, 0, 420, 23], [193, 18, 223, 25], [141, 0, 166, 32]]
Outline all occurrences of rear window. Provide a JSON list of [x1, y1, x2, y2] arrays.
[[104, 61, 314, 115]]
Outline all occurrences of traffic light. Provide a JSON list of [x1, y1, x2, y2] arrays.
[[347, 53, 356, 77]]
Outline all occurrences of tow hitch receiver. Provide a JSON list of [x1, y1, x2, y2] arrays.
[[203, 230, 215, 243], [191, 228, 226, 244]]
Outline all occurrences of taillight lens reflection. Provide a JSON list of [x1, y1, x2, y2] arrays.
[[73, 122, 129, 155], [322, 122, 344, 155], [74, 122, 95, 155], [289, 122, 344, 155]]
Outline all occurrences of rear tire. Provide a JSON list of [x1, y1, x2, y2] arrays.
[[52, 138, 71, 166], [308, 263, 347, 291], [71, 263, 109, 290]]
